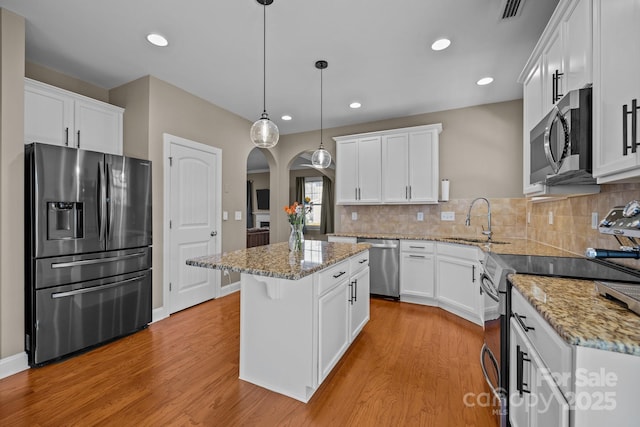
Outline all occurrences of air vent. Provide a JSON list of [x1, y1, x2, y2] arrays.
[[500, 0, 525, 19]]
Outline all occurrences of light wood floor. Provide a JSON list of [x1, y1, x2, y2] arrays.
[[0, 293, 498, 426]]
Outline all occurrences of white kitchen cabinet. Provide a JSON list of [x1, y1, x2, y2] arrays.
[[318, 276, 351, 382], [399, 240, 436, 304], [24, 78, 123, 155], [382, 125, 441, 203], [335, 136, 382, 204], [435, 243, 481, 325], [240, 250, 369, 403], [349, 261, 370, 341], [592, 0, 640, 182], [519, 0, 594, 196], [334, 124, 441, 205]]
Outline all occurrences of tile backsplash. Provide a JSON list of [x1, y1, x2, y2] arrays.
[[527, 183, 640, 260], [336, 183, 640, 267], [337, 198, 527, 239]]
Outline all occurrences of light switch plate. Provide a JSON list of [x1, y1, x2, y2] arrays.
[[592, 212, 598, 229], [417, 212, 424, 221], [223, 211, 228, 221], [351, 212, 358, 221], [235, 211, 242, 221], [548, 211, 554, 225], [441, 211, 455, 221]]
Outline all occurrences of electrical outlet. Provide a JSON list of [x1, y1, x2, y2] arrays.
[[417, 212, 424, 221], [351, 212, 358, 221], [548, 211, 553, 225], [223, 211, 228, 221], [235, 211, 242, 221], [441, 211, 455, 221], [592, 212, 599, 229]]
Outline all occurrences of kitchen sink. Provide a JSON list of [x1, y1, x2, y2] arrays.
[[446, 237, 511, 245]]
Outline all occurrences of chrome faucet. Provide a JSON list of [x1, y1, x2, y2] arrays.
[[465, 197, 492, 241]]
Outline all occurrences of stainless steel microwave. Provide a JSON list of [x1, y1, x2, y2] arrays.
[[530, 86, 594, 186]]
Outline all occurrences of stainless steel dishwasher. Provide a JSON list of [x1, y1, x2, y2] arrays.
[[357, 238, 399, 299]]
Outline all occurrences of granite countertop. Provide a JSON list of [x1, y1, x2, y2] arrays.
[[331, 232, 576, 257], [186, 240, 370, 280], [509, 274, 640, 357]]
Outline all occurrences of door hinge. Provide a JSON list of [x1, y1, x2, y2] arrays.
[[169, 156, 173, 166]]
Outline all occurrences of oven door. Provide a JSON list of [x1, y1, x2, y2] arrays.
[[480, 272, 508, 426]]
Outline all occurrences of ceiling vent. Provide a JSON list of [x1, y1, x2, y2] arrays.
[[500, 0, 525, 19]]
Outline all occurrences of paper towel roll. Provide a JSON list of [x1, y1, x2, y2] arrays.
[[441, 179, 450, 201]]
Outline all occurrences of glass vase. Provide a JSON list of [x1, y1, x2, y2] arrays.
[[288, 222, 304, 252]]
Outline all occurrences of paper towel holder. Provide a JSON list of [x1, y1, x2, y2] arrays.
[[440, 178, 450, 202]]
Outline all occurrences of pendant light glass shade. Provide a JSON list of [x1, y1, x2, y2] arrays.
[[312, 60, 331, 169], [251, 0, 279, 148], [311, 146, 331, 168], [251, 112, 279, 148]]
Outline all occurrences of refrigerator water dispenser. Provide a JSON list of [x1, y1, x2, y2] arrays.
[[47, 202, 83, 240]]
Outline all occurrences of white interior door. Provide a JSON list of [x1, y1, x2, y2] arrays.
[[164, 134, 221, 314]]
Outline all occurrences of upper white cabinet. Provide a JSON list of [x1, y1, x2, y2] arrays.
[[519, 0, 593, 195], [334, 124, 442, 205], [24, 78, 124, 155], [334, 136, 382, 204], [382, 126, 440, 203], [592, 0, 640, 182]]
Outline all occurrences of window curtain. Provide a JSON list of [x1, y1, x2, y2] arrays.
[[295, 177, 306, 232], [246, 180, 254, 228], [320, 176, 334, 234]]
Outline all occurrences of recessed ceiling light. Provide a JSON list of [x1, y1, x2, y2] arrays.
[[350, 102, 362, 109], [431, 38, 451, 51], [146, 33, 168, 47], [281, 115, 292, 121], [477, 77, 494, 86]]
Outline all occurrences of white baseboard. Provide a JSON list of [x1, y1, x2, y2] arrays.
[[219, 281, 240, 297], [0, 352, 29, 380], [152, 306, 169, 324]]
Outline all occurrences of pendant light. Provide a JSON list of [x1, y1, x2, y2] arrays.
[[250, 0, 279, 148], [311, 60, 331, 169]]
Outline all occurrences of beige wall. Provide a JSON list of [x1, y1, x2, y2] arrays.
[[26, 61, 109, 102], [0, 9, 25, 358]]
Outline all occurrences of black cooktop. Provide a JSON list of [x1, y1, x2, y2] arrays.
[[493, 254, 640, 284]]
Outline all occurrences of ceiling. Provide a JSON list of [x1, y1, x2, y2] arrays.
[[0, 0, 558, 135]]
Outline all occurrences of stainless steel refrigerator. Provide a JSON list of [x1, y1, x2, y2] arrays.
[[25, 142, 152, 366]]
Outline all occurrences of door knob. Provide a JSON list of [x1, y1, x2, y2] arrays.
[[210, 231, 217, 237]]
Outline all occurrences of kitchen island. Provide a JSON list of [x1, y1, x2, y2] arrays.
[[186, 240, 370, 403]]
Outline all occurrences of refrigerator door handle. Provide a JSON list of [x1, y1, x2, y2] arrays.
[[51, 251, 147, 269], [106, 162, 113, 240], [51, 274, 147, 299], [98, 160, 107, 242]]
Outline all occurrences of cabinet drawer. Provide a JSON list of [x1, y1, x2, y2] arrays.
[[437, 242, 480, 260], [400, 240, 434, 253], [317, 260, 349, 296], [350, 250, 369, 275], [511, 288, 573, 396]]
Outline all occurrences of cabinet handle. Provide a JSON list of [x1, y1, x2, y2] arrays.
[[405, 186, 408, 199], [353, 279, 357, 302], [513, 312, 535, 332], [348, 281, 354, 304], [552, 69, 564, 103], [358, 188, 361, 200], [65, 127, 69, 146], [77, 130, 81, 148], [472, 265, 476, 283], [358, 259, 368, 264], [409, 255, 425, 259], [332, 271, 346, 279], [409, 245, 424, 249], [355, 188, 358, 200], [516, 344, 531, 396], [409, 185, 412, 199], [623, 99, 639, 155]]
